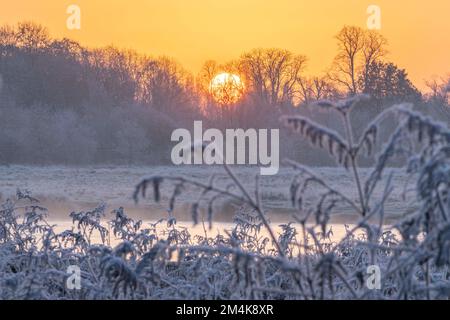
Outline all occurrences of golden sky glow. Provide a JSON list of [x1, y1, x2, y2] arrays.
[[1, 0, 449, 89]]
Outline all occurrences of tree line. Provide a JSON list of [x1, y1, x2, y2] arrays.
[[0, 22, 448, 165]]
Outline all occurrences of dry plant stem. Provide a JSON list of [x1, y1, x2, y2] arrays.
[[301, 222, 317, 299], [222, 163, 285, 257], [135, 167, 285, 257], [343, 111, 366, 216], [137, 176, 248, 203], [425, 260, 431, 300], [285, 159, 363, 216], [437, 190, 449, 222]]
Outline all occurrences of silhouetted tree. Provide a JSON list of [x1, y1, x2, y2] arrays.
[[360, 61, 421, 102], [425, 76, 450, 106], [298, 76, 340, 105], [239, 48, 307, 107], [329, 26, 387, 96]]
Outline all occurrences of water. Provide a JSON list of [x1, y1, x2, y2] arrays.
[[51, 219, 359, 247]]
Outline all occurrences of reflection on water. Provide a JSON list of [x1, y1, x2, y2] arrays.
[[51, 219, 359, 247]]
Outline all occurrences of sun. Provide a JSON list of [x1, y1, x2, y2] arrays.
[[210, 73, 244, 105]]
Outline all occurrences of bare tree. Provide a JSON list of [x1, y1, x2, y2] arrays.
[[362, 30, 388, 92], [239, 48, 307, 107], [298, 76, 339, 105], [425, 76, 450, 123], [425, 75, 450, 106], [14, 22, 50, 51], [196, 60, 220, 110], [329, 26, 365, 95], [86, 46, 140, 105], [329, 26, 387, 96], [0, 25, 16, 48]]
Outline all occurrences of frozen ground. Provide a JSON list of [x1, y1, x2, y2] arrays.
[[0, 165, 416, 223]]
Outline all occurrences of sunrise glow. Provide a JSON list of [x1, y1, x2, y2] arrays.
[[210, 73, 244, 105], [1, 1, 449, 90]]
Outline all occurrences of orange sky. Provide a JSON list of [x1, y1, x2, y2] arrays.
[[1, 0, 449, 90]]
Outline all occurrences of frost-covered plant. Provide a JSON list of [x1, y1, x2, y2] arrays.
[[1, 96, 450, 300]]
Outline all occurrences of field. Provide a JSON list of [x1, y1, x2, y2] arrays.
[[0, 165, 413, 223]]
